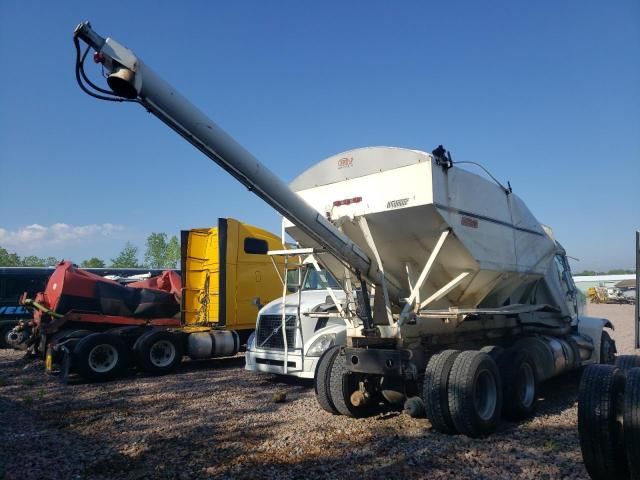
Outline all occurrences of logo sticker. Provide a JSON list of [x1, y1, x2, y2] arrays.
[[386, 198, 409, 209], [338, 157, 353, 169], [461, 216, 479, 228]]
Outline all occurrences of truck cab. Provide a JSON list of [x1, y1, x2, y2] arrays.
[[245, 266, 346, 378]]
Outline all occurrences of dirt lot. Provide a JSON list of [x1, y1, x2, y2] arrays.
[[0, 304, 637, 480]]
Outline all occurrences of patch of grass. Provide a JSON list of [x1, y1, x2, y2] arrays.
[[23, 395, 34, 406], [21, 378, 36, 386], [0, 376, 8, 387], [36, 389, 45, 401], [543, 439, 557, 451]]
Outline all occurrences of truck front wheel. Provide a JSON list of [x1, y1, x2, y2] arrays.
[[329, 350, 377, 418], [135, 330, 183, 375], [314, 345, 341, 414]]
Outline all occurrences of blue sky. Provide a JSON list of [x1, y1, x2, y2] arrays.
[[0, 1, 638, 271]]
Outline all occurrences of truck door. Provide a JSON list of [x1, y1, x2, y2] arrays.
[[234, 226, 283, 332], [554, 254, 579, 321]]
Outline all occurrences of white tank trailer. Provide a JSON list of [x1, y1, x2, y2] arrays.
[[73, 22, 617, 437]]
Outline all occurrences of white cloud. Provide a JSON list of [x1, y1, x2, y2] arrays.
[[0, 223, 125, 250]]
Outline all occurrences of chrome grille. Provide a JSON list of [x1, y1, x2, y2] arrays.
[[256, 315, 296, 350]]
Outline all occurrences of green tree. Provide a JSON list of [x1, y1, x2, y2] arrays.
[[42, 257, 58, 267], [21, 256, 46, 267], [81, 257, 106, 268], [144, 233, 181, 268], [111, 242, 141, 268], [0, 247, 22, 266], [166, 235, 180, 268]]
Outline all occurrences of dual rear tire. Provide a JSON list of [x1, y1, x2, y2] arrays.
[[70, 329, 183, 380], [134, 330, 183, 375], [423, 347, 538, 437]]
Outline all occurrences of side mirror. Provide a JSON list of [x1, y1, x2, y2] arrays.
[[287, 286, 299, 294], [251, 297, 263, 309]]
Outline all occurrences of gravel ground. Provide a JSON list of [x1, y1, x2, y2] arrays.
[[0, 303, 637, 480]]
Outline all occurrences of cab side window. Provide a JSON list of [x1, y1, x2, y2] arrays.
[[244, 237, 269, 255]]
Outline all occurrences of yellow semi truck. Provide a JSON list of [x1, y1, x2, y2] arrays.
[[181, 217, 286, 343]]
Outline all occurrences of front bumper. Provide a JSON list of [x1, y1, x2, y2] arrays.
[[245, 348, 318, 379]]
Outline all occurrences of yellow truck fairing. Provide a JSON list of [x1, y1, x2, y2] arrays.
[[181, 218, 284, 333]]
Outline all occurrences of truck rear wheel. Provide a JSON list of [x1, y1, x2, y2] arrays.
[[623, 367, 640, 478], [329, 350, 377, 418], [135, 330, 183, 375], [615, 355, 640, 372], [423, 350, 461, 434], [448, 351, 502, 437], [600, 331, 616, 365], [498, 349, 538, 421], [73, 333, 129, 381], [0, 324, 14, 349], [314, 345, 340, 414], [578, 364, 627, 480]]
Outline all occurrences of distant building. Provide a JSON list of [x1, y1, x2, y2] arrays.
[[573, 274, 635, 294]]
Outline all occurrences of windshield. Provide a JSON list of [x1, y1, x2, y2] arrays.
[[302, 268, 341, 290]]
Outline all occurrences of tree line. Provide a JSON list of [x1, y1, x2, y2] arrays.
[[573, 269, 635, 276], [0, 233, 181, 269]]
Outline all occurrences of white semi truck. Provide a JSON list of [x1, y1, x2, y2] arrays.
[[72, 22, 625, 437], [245, 265, 347, 378]]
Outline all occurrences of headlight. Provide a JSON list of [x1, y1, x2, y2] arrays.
[[247, 332, 256, 351], [306, 333, 336, 357]]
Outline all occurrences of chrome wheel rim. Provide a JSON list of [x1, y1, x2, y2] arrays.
[[149, 340, 176, 367], [88, 344, 118, 372], [517, 362, 535, 408], [475, 369, 498, 421]]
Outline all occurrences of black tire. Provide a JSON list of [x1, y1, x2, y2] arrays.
[[314, 345, 340, 414], [624, 368, 640, 478], [600, 331, 616, 365], [0, 325, 14, 349], [134, 330, 183, 375], [497, 349, 538, 421], [615, 355, 640, 372], [73, 333, 129, 381], [329, 349, 377, 418], [448, 351, 503, 438], [577, 364, 627, 480], [480, 345, 504, 363], [423, 350, 461, 433]]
